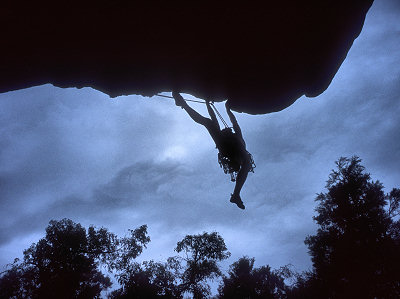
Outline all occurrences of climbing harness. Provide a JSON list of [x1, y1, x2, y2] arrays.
[[218, 151, 256, 182]]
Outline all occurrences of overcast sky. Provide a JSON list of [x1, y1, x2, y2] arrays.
[[1, 0, 399, 293]]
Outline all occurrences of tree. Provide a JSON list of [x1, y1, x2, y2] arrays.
[[110, 258, 182, 299], [0, 219, 150, 299], [110, 231, 231, 299], [303, 156, 400, 298], [218, 256, 287, 299], [175, 231, 231, 298]]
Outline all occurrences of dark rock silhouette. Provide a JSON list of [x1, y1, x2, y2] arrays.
[[1, 1, 373, 114]]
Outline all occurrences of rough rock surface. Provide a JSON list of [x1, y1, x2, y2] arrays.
[[1, 1, 373, 114]]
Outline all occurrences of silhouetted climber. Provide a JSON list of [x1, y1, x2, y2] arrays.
[[173, 91, 255, 209]]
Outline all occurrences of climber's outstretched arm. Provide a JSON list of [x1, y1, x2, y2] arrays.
[[225, 101, 242, 139], [173, 91, 213, 129]]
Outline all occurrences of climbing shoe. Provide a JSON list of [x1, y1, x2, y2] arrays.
[[230, 194, 245, 210]]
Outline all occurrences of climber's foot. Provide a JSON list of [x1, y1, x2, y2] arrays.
[[230, 194, 245, 210], [172, 91, 185, 107]]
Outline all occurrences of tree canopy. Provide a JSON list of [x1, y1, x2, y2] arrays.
[[1, 156, 400, 298], [218, 256, 287, 299], [0, 219, 150, 299], [109, 259, 182, 299], [300, 156, 400, 298], [175, 232, 231, 298]]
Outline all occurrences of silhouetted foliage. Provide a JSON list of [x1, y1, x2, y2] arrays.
[[3, 156, 399, 298], [111, 231, 232, 299], [109, 258, 182, 299], [299, 156, 400, 298], [0, 219, 149, 299], [174, 232, 231, 298], [218, 256, 287, 299]]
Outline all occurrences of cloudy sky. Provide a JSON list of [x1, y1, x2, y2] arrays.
[[1, 0, 399, 291]]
